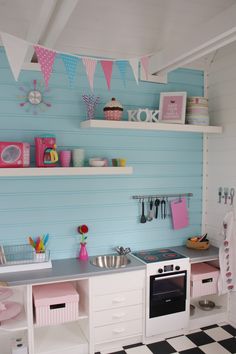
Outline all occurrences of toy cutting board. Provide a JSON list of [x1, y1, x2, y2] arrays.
[[170, 197, 189, 230]]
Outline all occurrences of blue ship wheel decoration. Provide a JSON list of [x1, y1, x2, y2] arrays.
[[18, 79, 52, 115]]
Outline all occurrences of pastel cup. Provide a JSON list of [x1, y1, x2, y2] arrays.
[[60, 150, 71, 167], [72, 149, 85, 167], [119, 158, 126, 167], [112, 159, 119, 167]]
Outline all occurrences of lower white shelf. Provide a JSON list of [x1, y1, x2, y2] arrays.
[[0, 167, 133, 177], [34, 321, 88, 354], [189, 294, 228, 329]]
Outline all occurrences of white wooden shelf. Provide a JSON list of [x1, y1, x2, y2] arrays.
[[34, 322, 88, 354], [81, 119, 223, 134], [0, 167, 133, 177]]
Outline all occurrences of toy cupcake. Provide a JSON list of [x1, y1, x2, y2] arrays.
[[103, 97, 123, 121]]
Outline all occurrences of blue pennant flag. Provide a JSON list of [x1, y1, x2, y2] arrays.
[[116, 60, 128, 86], [60, 54, 79, 87]]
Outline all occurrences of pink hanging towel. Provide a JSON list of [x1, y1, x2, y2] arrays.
[[170, 197, 189, 230]]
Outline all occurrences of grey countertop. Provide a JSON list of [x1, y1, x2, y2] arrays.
[[1, 254, 146, 286], [1, 245, 219, 287], [171, 245, 219, 263]]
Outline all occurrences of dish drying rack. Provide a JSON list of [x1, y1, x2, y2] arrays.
[[0, 244, 52, 273]]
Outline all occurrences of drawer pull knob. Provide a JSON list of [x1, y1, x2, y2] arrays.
[[112, 312, 125, 319], [113, 327, 125, 334], [112, 297, 125, 303]]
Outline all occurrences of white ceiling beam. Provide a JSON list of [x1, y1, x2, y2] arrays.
[[40, 0, 79, 48], [24, 0, 58, 63], [149, 2, 236, 75]]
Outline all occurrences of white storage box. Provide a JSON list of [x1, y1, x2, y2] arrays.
[[33, 282, 79, 326], [191, 263, 219, 298]]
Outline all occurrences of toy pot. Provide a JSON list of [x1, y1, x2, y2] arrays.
[[78, 243, 88, 261]]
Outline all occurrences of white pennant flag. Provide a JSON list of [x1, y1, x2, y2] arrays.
[[1, 32, 29, 81], [129, 58, 139, 85]]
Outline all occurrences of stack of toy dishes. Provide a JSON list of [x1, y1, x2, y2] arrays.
[[186, 96, 209, 126]]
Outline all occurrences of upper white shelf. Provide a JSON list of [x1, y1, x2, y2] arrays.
[[80, 119, 222, 134], [0, 167, 133, 177]]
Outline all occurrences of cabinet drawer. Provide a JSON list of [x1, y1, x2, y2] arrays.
[[94, 319, 142, 344], [91, 270, 145, 295], [93, 289, 142, 311], [94, 304, 143, 327]]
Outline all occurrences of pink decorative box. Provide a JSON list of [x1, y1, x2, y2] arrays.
[[191, 263, 219, 298], [33, 282, 79, 326]]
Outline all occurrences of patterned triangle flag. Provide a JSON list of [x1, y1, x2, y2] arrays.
[[129, 58, 139, 85], [1, 32, 29, 81], [60, 53, 79, 87], [140, 56, 149, 80], [82, 58, 97, 92], [116, 60, 128, 86], [34, 46, 56, 88], [100, 60, 113, 90]]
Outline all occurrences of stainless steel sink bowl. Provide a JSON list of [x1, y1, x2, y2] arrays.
[[91, 255, 131, 269]]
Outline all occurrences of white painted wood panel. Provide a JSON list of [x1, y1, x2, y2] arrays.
[[206, 40, 236, 324]]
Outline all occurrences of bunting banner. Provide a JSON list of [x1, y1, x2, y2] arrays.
[[100, 60, 113, 90], [128, 58, 139, 85], [1, 32, 29, 81], [0, 31, 153, 90], [140, 56, 149, 80], [60, 53, 79, 87], [82, 58, 97, 92], [34, 46, 56, 88], [116, 60, 128, 86]]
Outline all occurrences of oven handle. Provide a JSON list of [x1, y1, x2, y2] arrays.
[[154, 272, 186, 281]]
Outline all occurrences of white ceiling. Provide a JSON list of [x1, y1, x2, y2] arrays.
[[0, 0, 235, 71]]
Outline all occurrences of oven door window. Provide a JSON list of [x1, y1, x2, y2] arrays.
[[149, 271, 187, 318]]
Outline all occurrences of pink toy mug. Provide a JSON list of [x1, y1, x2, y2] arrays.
[[60, 150, 71, 167]]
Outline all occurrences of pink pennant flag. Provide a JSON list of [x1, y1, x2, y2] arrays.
[[34, 46, 56, 88], [140, 56, 149, 80], [82, 58, 97, 92], [100, 60, 113, 90]]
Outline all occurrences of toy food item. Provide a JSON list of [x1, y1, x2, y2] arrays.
[[103, 97, 123, 120]]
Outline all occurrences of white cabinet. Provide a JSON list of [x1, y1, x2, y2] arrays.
[[189, 261, 228, 330], [91, 270, 145, 353], [0, 271, 144, 354], [32, 279, 90, 354]]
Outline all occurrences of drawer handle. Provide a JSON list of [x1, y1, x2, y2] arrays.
[[112, 312, 126, 319], [112, 296, 125, 303], [113, 327, 125, 334]]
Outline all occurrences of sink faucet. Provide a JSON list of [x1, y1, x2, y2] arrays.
[[115, 246, 131, 255]]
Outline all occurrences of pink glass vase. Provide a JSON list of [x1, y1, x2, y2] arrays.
[[78, 242, 88, 261]]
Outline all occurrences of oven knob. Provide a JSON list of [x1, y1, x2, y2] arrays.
[[158, 268, 163, 273], [175, 265, 180, 271]]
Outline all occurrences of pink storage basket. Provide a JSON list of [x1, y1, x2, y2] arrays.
[[191, 263, 219, 298], [33, 282, 79, 326]]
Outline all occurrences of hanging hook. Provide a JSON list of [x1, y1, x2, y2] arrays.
[[230, 188, 235, 205]]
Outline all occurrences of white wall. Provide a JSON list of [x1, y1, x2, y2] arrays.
[[206, 41, 236, 324]]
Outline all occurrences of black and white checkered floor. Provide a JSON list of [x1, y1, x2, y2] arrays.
[[96, 323, 236, 354]]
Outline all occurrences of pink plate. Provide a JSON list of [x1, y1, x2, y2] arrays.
[[0, 301, 22, 322], [0, 287, 13, 301]]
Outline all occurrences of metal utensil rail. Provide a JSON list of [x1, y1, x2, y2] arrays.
[[132, 193, 193, 200]]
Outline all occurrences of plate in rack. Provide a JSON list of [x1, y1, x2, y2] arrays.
[[0, 287, 13, 301], [0, 301, 22, 322]]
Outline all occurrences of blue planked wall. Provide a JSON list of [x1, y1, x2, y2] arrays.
[[0, 48, 203, 259]]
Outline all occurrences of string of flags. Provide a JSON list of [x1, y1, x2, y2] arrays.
[[0, 31, 151, 91]]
